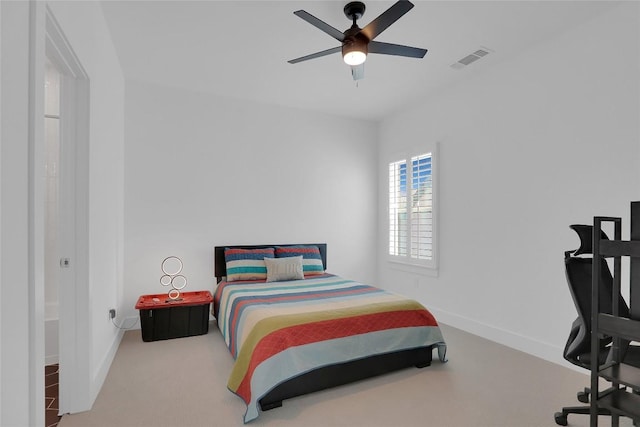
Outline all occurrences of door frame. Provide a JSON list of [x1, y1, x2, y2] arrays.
[[43, 5, 91, 415]]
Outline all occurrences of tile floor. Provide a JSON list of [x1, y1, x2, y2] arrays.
[[45, 364, 61, 427]]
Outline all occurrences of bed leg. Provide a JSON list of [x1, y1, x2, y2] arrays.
[[259, 400, 283, 411]]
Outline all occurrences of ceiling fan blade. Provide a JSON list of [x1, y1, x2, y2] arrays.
[[368, 41, 427, 58], [351, 63, 365, 81], [361, 1, 414, 41], [288, 46, 342, 64], [293, 10, 345, 42]]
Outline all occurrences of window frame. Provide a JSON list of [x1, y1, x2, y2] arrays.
[[386, 145, 438, 274]]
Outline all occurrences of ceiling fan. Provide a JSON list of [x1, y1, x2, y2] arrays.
[[288, 1, 427, 81]]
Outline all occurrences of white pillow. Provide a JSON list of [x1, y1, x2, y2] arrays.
[[264, 256, 304, 282]]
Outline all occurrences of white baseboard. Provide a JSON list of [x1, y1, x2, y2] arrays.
[[91, 329, 124, 404], [45, 354, 59, 366], [123, 315, 141, 330], [45, 318, 59, 367], [429, 306, 584, 374]]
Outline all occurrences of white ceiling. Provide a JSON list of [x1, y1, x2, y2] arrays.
[[100, 1, 619, 121]]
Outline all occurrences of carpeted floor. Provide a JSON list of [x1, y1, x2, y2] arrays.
[[58, 323, 633, 427]]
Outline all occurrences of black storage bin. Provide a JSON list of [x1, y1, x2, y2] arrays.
[[135, 291, 213, 342]]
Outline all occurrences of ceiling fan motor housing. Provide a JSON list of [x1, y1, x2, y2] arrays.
[[344, 2, 366, 21], [342, 27, 369, 58]]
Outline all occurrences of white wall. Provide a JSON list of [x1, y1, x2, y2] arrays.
[[0, 2, 3, 422], [1, 2, 33, 424], [0, 1, 125, 423], [123, 81, 378, 320], [378, 3, 640, 367]]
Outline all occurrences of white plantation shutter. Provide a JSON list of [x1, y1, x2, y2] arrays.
[[410, 154, 432, 260], [388, 160, 407, 257], [388, 151, 436, 268]]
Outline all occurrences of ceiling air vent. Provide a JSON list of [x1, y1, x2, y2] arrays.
[[450, 47, 492, 70]]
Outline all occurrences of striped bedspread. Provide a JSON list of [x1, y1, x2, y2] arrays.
[[213, 274, 447, 423]]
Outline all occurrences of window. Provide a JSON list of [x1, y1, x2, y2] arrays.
[[388, 151, 437, 269]]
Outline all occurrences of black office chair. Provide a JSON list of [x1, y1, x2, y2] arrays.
[[554, 225, 640, 426]]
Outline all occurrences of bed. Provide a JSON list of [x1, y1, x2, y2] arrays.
[[213, 243, 447, 423]]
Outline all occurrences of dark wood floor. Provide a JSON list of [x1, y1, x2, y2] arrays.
[[45, 364, 61, 427]]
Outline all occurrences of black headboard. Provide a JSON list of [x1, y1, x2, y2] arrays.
[[214, 243, 327, 281]]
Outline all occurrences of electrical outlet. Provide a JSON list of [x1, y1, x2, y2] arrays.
[[109, 308, 116, 319]]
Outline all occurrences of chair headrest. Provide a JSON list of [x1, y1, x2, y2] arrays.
[[569, 224, 610, 256]]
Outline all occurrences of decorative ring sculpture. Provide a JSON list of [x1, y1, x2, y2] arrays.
[[160, 256, 187, 300]]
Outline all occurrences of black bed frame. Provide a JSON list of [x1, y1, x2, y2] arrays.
[[213, 243, 434, 411]]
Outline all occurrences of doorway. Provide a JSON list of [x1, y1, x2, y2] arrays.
[[44, 58, 61, 368], [44, 56, 62, 426], [44, 6, 91, 415]]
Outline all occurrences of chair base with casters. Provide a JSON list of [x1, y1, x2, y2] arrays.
[[554, 383, 640, 426], [554, 392, 611, 426]]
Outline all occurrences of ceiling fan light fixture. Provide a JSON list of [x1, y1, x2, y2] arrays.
[[342, 38, 368, 66], [343, 50, 366, 66]]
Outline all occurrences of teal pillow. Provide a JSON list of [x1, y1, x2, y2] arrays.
[[224, 247, 275, 281]]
